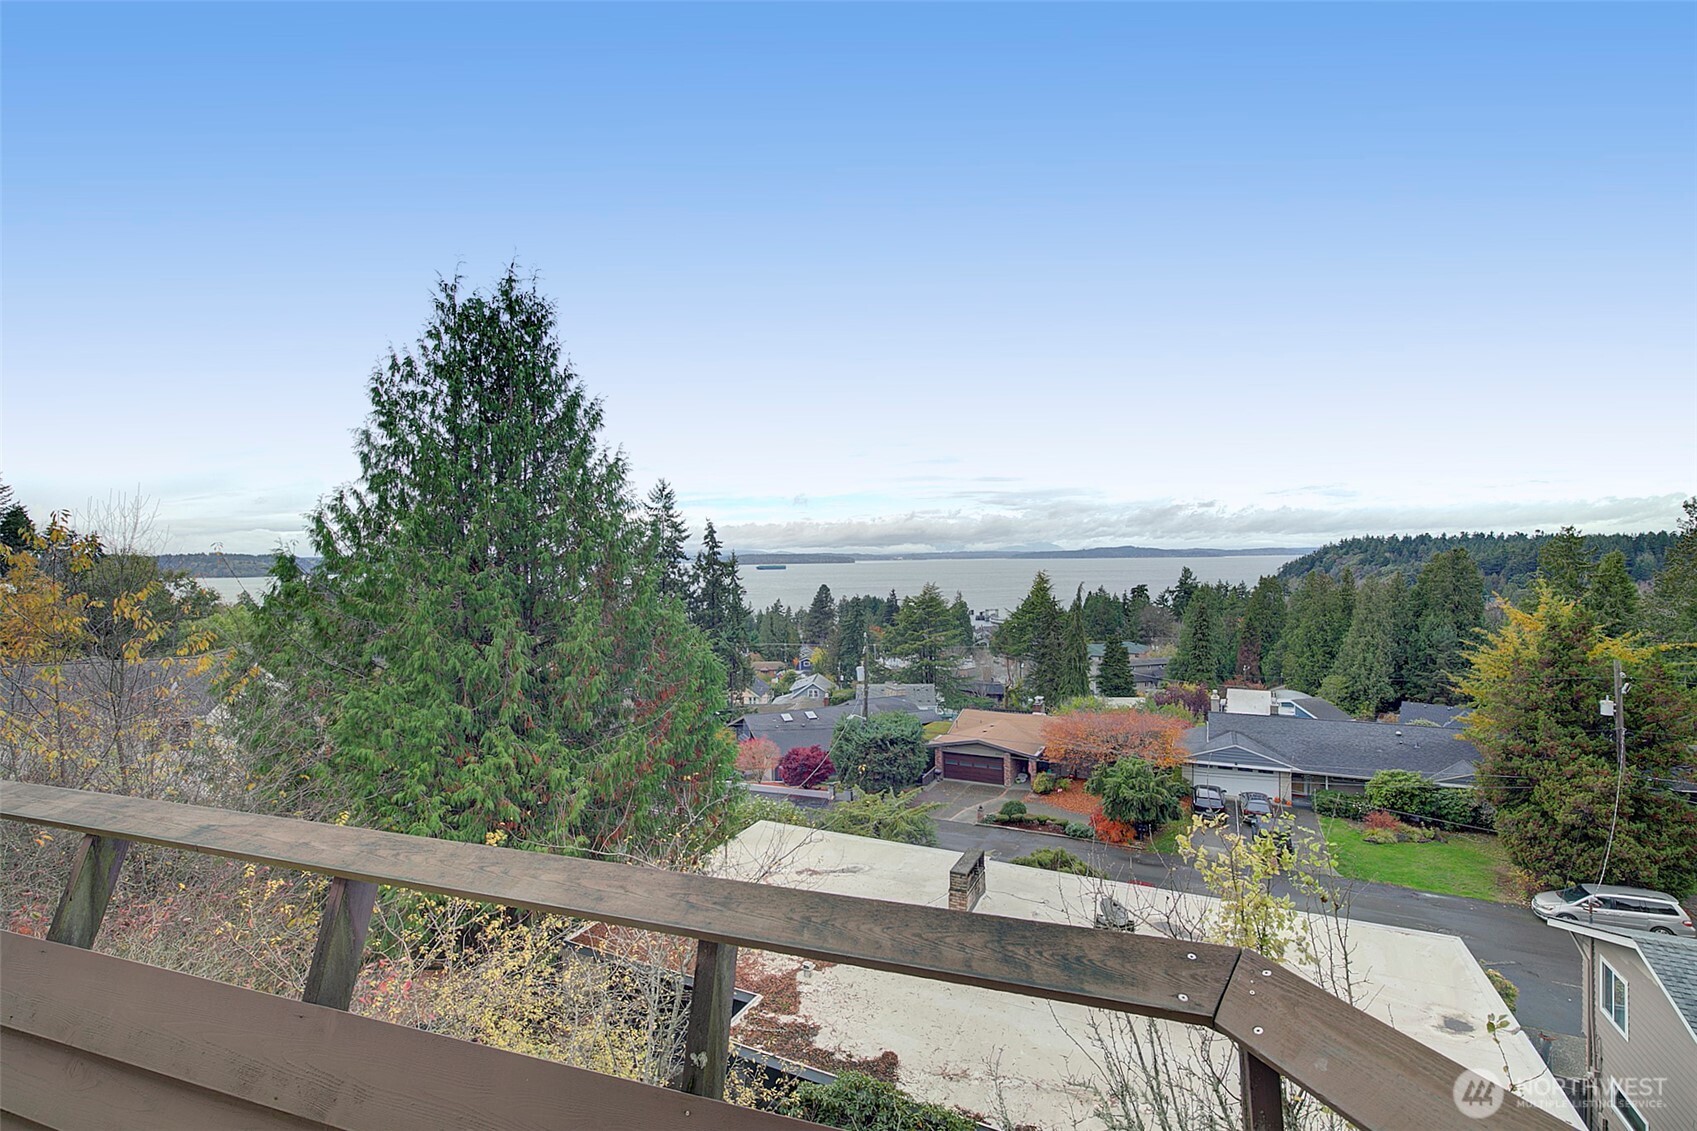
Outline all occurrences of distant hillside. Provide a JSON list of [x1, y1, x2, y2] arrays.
[[1277, 531, 1674, 589], [157, 553, 321, 577]]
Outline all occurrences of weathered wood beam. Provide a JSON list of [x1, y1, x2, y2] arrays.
[[46, 834, 129, 949], [301, 876, 378, 1011], [678, 939, 738, 1100], [1239, 1046, 1285, 1131]]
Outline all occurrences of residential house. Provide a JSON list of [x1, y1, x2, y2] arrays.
[[1128, 656, 1168, 692], [958, 679, 1005, 704], [731, 696, 942, 757], [715, 822, 1582, 1130], [1546, 918, 1697, 1131], [862, 682, 938, 710], [1181, 712, 1479, 802], [1270, 687, 1354, 720], [928, 708, 1047, 785], [771, 672, 836, 705]]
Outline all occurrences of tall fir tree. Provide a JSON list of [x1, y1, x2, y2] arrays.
[[1536, 525, 1591, 600], [804, 584, 836, 645], [1648, 497, 1697, 648], [237, 269, 736, 852], [1275, 570, 1354, 694], [688, 521, 754, 698], [950, 591, 973, 644], [1234, 576, 1286, 684], [1396, 548, 1486, 704], [994, 572, 1069, 705], [885, 582, 966, 693], [1168, 586, 1220, 686], [641, 480, 692, 602], [1584, 550, 1641, 636], [1057, 589, 1092, 701], [1096, 638, 1136, 697], [1320, 574, 1400, 717]]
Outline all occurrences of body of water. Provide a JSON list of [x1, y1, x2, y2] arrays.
[[199, 554, 1299, 613]]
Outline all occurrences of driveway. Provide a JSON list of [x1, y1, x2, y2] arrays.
[[920, 778, 1032, 823], [930, 817, 1581, 1041]]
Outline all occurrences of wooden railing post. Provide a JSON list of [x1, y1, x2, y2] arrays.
[[302, 876, 378, 1011], [1239, 1046, 1285, 1131], [47, 833, 130, 949], [678, 938, 737, 1099]]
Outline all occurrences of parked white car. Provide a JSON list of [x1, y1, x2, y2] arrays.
[[1530, 883, 1695, 936]]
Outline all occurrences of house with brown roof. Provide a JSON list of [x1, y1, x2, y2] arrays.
[[927, 708, 1047, 785]]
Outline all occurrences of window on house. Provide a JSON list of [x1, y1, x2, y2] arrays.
[[1612, 1084, 1649, 1131], [1600, 960, 1628, 1037]]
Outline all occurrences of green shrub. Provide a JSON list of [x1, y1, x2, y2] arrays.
[[1009, 847, 1104, 877], [1429, 787, 1493, 832], [1064, 820, 1094, 839], [818, 790, 941, 846], [1086, 758, 1184, 827], [783, 1071, 976, 1131], [1366, 770, 1438, 821], [1362, 827, 1400, 845], [1486, 968, 1520, 1012], [998, 800, 1028, 819], [1032, 771, 1059, 795], [1313, 790, 1371, 820]]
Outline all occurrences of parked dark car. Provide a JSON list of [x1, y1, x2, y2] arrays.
[[1238, 791, 1274, 832], [1192, 785, 1226, 817]]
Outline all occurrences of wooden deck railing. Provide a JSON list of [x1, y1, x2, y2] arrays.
[[1, 781, 1568, 1131]]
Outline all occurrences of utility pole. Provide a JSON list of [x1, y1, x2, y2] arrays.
[[1598, 658, 1628, 885]]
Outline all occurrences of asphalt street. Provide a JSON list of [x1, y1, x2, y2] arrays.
[[931, 818, 1582, 1039]]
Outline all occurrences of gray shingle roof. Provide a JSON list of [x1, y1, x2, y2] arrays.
[[1636, 933, 1697, 1040], [733, 696, 941, 754], [1184, 713, 1480, 782], [1398, 701, 1472, 728]]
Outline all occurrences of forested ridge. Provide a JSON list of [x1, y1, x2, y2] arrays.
[[1279, 530, 1675, 590]]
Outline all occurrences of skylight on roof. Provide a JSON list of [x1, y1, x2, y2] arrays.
[[805, 710, 818, 719], [780, 713, 794, 722]]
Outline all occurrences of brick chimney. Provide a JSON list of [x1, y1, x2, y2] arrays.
[[948, 850, 986, 912]]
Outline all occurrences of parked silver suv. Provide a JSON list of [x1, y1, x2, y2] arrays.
[[1531, 883, 1695, 936]]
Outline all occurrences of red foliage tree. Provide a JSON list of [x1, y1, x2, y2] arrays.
[[1041, 711, 1190, 779], [777, 745, 835, 788], [1152, 683, 1210, 719], [736, 736, 781, 780]]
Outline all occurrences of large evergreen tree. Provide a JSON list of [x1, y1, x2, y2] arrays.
[[1167, 586, 1220, 686], [1057, 591, 1092, 701], [1234, 576, 1285, 684], [689, 521, 753, 697], [642, 480, 691, 602], [1319, 574, 1399, 717], [1462, 586, 1697, 894], [1536, 526, 1591, 600], [994, 572, 1069, 706], [884, 582, 965, 691], [1096, 639, 1136, 697], [804, 584, 836, 645], [1648, 497, 1697, 648], [1584, 550, 1641, 637], [1395, 547, 1486, 704], [239, 270, 736, 852], [1275, 570, 1353, 693]]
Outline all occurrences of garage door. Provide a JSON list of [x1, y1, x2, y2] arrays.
[[1189, 766, 1282, 799], [942, 751, 1005, 784]]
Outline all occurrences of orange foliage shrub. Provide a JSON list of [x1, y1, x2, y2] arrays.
[[1041, 711, 1189, 778], [1362, 810, 1403, 832], [1090, 813, 1140, 845]]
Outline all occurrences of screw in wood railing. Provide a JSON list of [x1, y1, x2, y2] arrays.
[[46, 833, 130, 949], [677, 939, 738, 1099], [1239, 1046, 1286, 1131], [301, 876, 379, 1011]]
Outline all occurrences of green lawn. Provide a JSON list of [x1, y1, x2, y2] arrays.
[[1318, 817, 1516, 902]]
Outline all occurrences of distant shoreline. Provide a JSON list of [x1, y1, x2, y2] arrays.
[[162, 546, 1313, 576]]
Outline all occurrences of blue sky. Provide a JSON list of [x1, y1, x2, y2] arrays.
[[3, 3, 1692, 554]]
